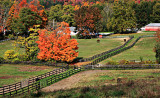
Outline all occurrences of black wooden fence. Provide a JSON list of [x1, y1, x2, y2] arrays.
[[0, 67, 67, 97], [79, 36, 134, 62], [84, 64, 160, 70], [84, 35, 155, 66]]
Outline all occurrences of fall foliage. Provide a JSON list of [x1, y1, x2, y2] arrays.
[[36, 22, 79, 62], [7, 0, 48, 34], [74, 6, 102, 34]]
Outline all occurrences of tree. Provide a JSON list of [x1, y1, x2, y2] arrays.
[[108, 0, 136, 33], [74, 6, 102, 34], [0, 0, 14, 32], [36, 22, 79, 62], [49, 4, 63, 22], [62, 5, 75, 26], [7, 0, 48, 35], [151, 2, 160, 23], [101, 3, 113, 31], [131, 1, 155, 29], [11, 7, 42, 35], [13, 25, 40, 61], [154, 30, 160, 63]]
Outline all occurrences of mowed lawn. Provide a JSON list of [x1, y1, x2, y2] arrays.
[[99, 37, 156, 64], [0, 64, 56, 87], [77, 38, 124, 58]]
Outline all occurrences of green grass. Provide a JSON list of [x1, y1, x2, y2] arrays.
[[0, 40, 25, 57], [0, 39, 123, 59], [77, 38, 124, 58], [111, 32, 155, 38], [0, 64, 57, 87], [99, 37, 156, 64], [22, 69, 160, 98], [142, 31, 156, 33]]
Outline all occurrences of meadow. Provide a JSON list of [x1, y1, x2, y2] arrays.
[[99, 37, 156, 64], [0, 38, 124, 59], [0, 64, 57, 87], [23, 69, 160, 98]]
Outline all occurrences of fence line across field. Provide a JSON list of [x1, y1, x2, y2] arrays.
[[84, 35, 155, 66], [0, 67, 82, 97], [0, 67, 67, 96]]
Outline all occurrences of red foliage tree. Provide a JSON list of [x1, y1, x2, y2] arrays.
[[74, 6, 102, 34], [36, 22, 79, 62]]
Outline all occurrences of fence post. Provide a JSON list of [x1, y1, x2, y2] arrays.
[[15, 84, 17, 94], [3, 87, 4, 96]]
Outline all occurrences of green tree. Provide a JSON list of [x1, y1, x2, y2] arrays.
[[151, 2, 160, 23], [101, 3, 113, 31], [11, 8, 42, 35], [49, 4, 63, 22], [132, 1, 155, 29], [108, 0, 136, 33], [62, 5, 75, 26]]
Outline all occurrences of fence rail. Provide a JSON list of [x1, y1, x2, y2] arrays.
[[0, 39, 11, 43], [0, 67, 82, 97], [84, 35, 155, 66], [79, 36, 134, 62], [0, 67, 67, 96], [84, 64, 160, 69]]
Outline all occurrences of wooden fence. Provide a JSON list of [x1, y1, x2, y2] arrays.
[[0, 67, 67, 97], [79, 36, 134, 62], [84, 35, 155, 66], [84, 64, 160, 70]]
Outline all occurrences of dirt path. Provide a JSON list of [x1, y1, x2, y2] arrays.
[[41, 70, 109, 92]]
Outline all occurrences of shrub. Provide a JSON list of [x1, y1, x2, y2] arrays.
[[144, 60, 154, 64], [0, 56, 5, 63], [4, 50, 18, 60], [119, 60, 129, 65], [107, 60, 118, 65], [8, 34, 15, 40]]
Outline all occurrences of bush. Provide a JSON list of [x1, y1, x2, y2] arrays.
[[4, 50, 18, 60], [8, 34, 15, 40], [18, 54, 29, 61], [107, 60, 118, 65], [119, 60, 129, 65], [0, 57, 5, 63]]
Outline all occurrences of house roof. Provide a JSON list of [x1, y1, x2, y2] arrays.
[[146, 23, 160, 27]]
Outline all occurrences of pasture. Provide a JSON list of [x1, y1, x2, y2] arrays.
[[24, 69, 160, 98], [99, 37, 156, 64], [0, 64, 56, 87]]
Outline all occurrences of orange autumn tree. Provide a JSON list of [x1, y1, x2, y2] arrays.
[[36, 22, 79, 62]]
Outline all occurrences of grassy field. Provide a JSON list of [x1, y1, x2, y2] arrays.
[[0, 38, 124, 59], [99, 37, 156, 64], [76, 38, 124, 58], [23, 69, 160, 98], [111, 32, 155, 38], [0, 64, 57, 87], [0, 40, 25, 57]]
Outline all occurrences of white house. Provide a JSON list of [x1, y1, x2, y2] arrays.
[[69, 27, 78, 36]]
